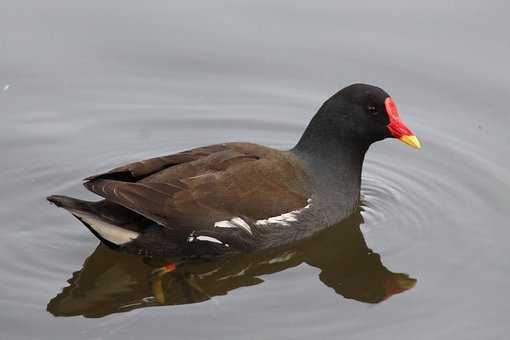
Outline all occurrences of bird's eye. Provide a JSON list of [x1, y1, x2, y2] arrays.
[[367, 105, 378, 115]]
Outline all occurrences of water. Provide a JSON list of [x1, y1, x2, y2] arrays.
[[1, 1, 509, 339]]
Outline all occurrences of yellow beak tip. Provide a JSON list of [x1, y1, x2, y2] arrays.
[[399, 135, 421, 149]]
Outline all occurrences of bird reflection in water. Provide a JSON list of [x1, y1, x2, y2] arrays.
[[47, 208, 416, 318]]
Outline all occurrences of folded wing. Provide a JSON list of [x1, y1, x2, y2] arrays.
[[83, 143, 310, 239]]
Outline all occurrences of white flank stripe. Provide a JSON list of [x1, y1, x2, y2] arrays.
[[196, 236, 224, 244], [214, 217, 252, 234], [255, 199, 312, 227], [214, 221, 236, 229]]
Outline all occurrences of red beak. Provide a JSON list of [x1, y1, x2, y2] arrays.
[[385, 97, 421, 149]]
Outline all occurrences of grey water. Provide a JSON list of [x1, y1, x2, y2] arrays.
[[1, 1, 510, 339]]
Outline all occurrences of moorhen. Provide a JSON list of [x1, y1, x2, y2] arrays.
[[48, 83, 420, 258]]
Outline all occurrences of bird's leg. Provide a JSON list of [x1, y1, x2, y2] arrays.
[[150, 262, 176, 304]]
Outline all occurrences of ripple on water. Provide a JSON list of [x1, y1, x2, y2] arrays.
[[360, 123, 509, 262]]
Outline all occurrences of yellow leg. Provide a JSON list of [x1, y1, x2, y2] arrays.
[[150, 262, 176, 304]]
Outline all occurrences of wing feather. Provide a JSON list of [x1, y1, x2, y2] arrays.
[[84, 180, 182, 227], [85, 144, 229, 182], [83, 143, 310, 239]]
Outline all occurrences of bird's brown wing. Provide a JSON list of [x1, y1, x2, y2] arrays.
[[83, 143, 310, 232], [85, 144, 229, 182]]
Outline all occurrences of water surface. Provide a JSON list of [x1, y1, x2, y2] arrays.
[[1, 1, 509, 339]]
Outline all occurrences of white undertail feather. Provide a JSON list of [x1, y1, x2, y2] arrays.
[[72, 211, 139, 245]]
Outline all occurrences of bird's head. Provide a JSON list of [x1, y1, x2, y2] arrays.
[[308, 83, 421, 149]]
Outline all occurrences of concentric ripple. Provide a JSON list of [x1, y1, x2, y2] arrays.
[[360, 123, 510, 265]]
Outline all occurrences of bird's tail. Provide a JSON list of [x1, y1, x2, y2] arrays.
[[47, 195, 141, 248]]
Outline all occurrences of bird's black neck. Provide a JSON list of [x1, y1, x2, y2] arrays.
[[291, 121, 370, 224]]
